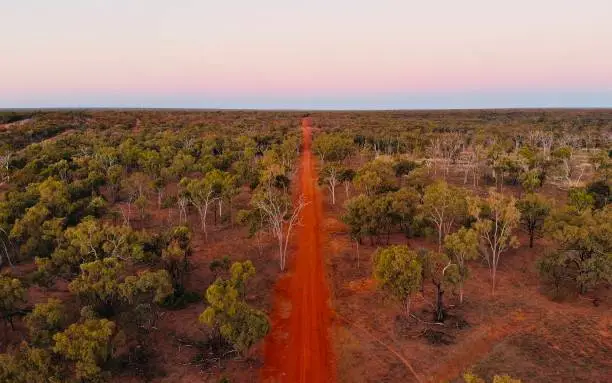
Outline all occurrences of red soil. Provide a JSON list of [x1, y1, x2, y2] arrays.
[[262, 119, 335, 382]]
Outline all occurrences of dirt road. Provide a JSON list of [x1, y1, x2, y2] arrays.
[[262, 118, 335, 382]]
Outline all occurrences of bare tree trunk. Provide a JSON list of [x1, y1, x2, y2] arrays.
[[278, 231, 285, 271], [406, 295, 411, 317], [355, 239, 360, 269], [435, 285, 445, 322]]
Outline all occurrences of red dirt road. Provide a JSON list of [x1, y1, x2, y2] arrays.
[[262, 118, 335, 382]]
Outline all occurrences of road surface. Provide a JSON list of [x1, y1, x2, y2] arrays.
[[262, 118, 335, 382]]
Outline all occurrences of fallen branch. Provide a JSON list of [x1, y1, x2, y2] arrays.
[[337, 314, 423, 383]]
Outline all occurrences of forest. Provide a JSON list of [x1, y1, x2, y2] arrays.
[[0, 109, 610, 382]]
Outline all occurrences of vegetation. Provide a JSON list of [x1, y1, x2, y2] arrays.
[[0, 109, 610, 381], [468, 191, 520, 293], [372, 246, 422, 316], [199, 261, 269, 356]]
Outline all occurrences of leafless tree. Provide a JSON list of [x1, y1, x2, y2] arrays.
[[0, 228, 14, 268], [0, 152, 11, 182], [177, 196, 188, 224], [540, 131, 554, 160], [255, 189, 308, 271], [321, 165, 340, 205], [426, 137, 441, 176], [439, 132, 463, 178]]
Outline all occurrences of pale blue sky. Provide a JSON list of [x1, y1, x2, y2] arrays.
[[1, 0, 611, 109]]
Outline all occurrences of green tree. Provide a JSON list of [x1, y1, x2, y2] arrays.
[[568, 187, 595, 212], [393, 159, 418, 185], [586, 180, 610, 209], [338, 167, 356, 198], [9, 204, 59, 260], [120, 269, 174, 305], [469, 191, 520, 293], [229, 260, 255, 299], [372, 246, 422, 316], [312, 133, 353, 163], [199, 262, 269, 356], [463, 371, 521, 383], [53, 318, 118, 381], [342, 194, 373, 246], [106, 164, 125, 203], [422, 181, 468, 250], [25, 298, 65, 346], [370, 193, 398, 244], [69, 257, 124, 315], [444, 227, 479, 303], [542, 206, 611, 293], [162, 239, 189, 290], [425, 251, 460, 322], [519, 168, 543, 193], [0, 275, 26, 329], [516, 193, 551, 248], [0, 343, 61, 383], [43, 217, 148, 276], [354, 159, 397, 195], [390, 187, 421, 241]]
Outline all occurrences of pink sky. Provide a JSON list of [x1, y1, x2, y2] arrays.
[[2, 0, 612, 108]]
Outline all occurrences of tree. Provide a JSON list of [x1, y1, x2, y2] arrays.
[[354, 159, 397, 195], [312, 133, 353, 163], [25, 298, 65, 346], [338, 167, 356, 198], [106, 164, 124, 203], [237, 209, 266, 256], [586, 180, 610, 209], [393, 159, 418, 185], [229, 260, 255, 299], [43, 217, 147, 275], [253, 187, 307, 271], [372, 246, 422, 317], [69, 257, 125, 315], [568, 187, 595, 212], [120, 269, 174, 305], [463, 371, 521, 383], [370, 193, 397, 244], [199, 262, 269, 356], [162, 226, 191, 283], [0, 275, 26, 330], [422, 181, 468, 251], [121, 172, 153, 224], [425, 251, 460, 322], [342, 194, 373, 247], [519, 168, 543, 194], [444, 227, 479, 303], [390, 187, 421, 241], [319, 163, 341, 205], [516, 193, 551, 248], [542, 206, 611, 293], [53, 319, 118, 381], [181, 170, 229, 240], [0, 343, 61, 383], [469, 191, 520, 293], [552, 146, 588, 188], [9, 204, 57, 260], [0, 150, 11, 183]]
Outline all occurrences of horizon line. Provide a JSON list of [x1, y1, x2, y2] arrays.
[[2, 106, 612, 113]]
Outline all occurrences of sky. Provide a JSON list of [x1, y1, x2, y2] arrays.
[[1, 0, 612, 109]]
